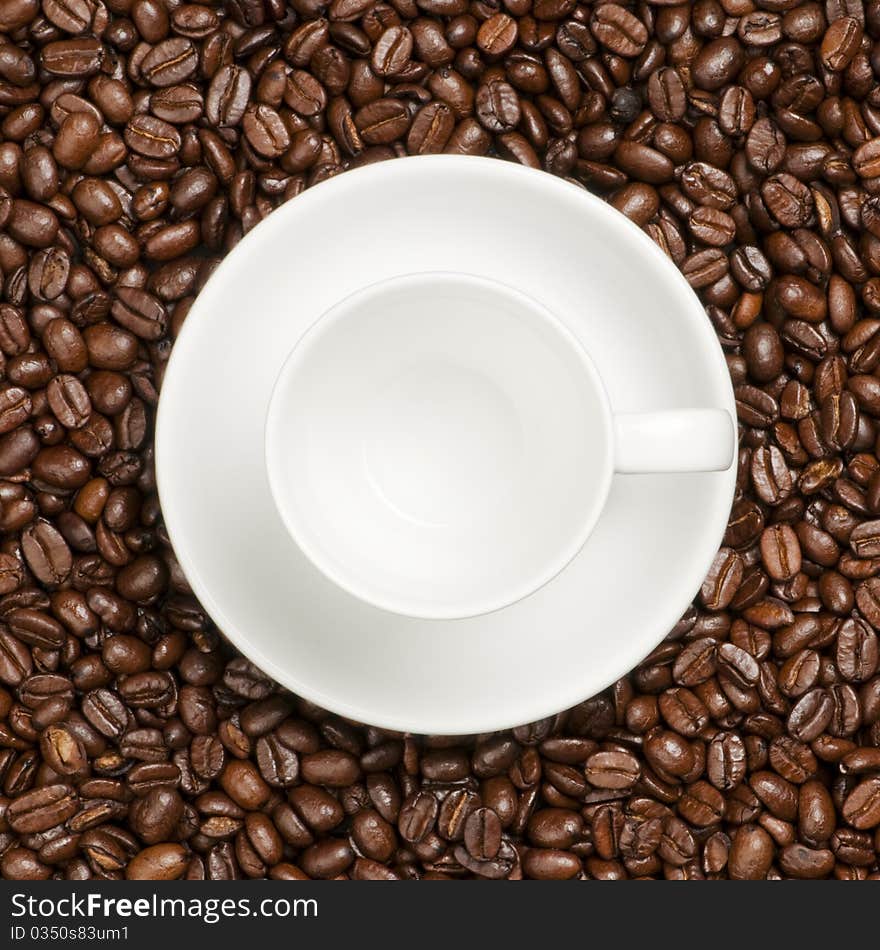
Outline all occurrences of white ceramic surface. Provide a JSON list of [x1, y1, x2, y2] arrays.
[[264, 271, 734, 620], [156, 155, 738, 734]]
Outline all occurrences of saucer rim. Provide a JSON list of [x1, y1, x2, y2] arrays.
[[156, 155, 738, 734]]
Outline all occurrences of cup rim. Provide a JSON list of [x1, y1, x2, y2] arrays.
[[264, 269, 615, 621]]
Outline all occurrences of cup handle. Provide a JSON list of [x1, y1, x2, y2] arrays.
[[613, 409, 735, 474]]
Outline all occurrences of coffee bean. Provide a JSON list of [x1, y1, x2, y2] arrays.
[[821, 16, 863, 71], [8, 608, 65, 650], [398, 791, 438, 843], [760, 524, 802, 581], [82, 687, 130, 739], [220, 760, 270, 811], [7, 784, 78, 834], [701, 548, 743, 611], [130, 787, 184, 845], [351, 808, 396, 861], [788, 688, 834, 742], [728, 824, 774, 879], [126, 843, 188, 880], [585, 750, 640, 790], [841, 776, 880, 829], [475, 80, 521, 133], [673, 639, 718, 688], [850, 520, 880, 558], [477, 14, 518, 58], [762, 174, 814, 228], [141, 38, 198, 88], [124, 115, 181, 160], [355, 98, 411, 144], [645, 730, 695, 779], [301, 749, 361, 788], [688, 207, 736, 248], [28, 247, 69, 301], [41, 38, 103, 77], [46, 375, 91, 431], [751, 445, 793, 504], [8, 200, 59, 249], [300, 838, 354, 878], [647, 67, 685, 123], [42, 0, 94, 33], [778, 649, 821, 698], [836, 618, 879, 682], [21, 520, 72, 586], [111, 287, 167, 341], [522, 847, 580, 879], [407, 101, 455, 155], [0, 388, 32, 436], [692, 37, 745, 92], [464, 806, 502, 860], [242, 104, 291, 159], [590, 6, 647, 58], [372, 26, 413, 76], [615, 140, 674, 185], [206, 65, 251, 127], [743, 324, 784, 383]]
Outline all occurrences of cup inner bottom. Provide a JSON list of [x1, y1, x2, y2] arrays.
[[265, 271, 610, 619], [362, 358, 523, 528]]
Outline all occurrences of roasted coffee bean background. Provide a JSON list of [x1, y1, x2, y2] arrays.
[[4, 0, 880, 882]]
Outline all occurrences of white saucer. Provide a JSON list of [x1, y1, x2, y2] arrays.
[[156, 156, 737, 735]]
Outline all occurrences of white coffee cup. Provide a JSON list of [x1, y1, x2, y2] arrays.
[[264, 270, 734, 621]]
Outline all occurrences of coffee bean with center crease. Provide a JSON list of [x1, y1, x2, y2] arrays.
[[464, 806, 502, 860], [836, 618, 879, 682], [355, 99, 411, 144], [111, 288, 167, 341], [842, 777, 880, 829], [141, 38, 198, 88], [760, 524, 802, 581], [41, 38, 103, 77], [82, 688, 131, 739], [683, 248, 729, 288], [0, 388, 32, 435], [398, 791, 438, 843], [585, 750, 640, 790], [821, 16, 863, 72], [124, 115, 181, 160], [42, 0, 94, 34], [701, 548, 743, 611], [7, 784, 78, 834], [477, 14, 518, 58], [788, 688, 834, 742], [408, 101, 455, 154], [372, 26, 413, 76], [475, 80, 521, 133], [242, 105, 291, 159], [28, 247, 69, 302], [206, 65, 252, 127], [47, 376, 91, 430], [21, 521, 72, 586]]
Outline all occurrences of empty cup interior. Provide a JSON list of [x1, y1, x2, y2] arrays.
[[265, 271, 612, 619]]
